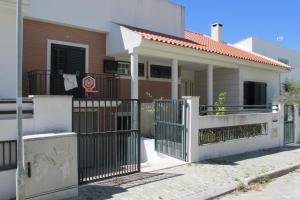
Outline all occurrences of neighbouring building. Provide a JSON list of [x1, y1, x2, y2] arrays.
[[234, 36, 300, 86]]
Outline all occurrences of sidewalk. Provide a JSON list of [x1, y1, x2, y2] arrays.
[[73, 145, 300, 200]]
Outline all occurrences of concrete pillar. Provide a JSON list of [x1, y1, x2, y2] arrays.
[[130, 53, 139, 99], [182, 96, 200, 162], [171, 59, 178, 99], [207, 64, 213, 107]]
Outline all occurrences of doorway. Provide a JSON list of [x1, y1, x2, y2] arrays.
[[284, 105, 295, 144], [50, 42, 86, 98]]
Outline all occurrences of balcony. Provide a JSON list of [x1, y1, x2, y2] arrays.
[[27, 70, 119, 99]]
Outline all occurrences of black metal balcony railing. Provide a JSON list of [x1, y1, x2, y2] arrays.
[[28, 70, 119, 99]]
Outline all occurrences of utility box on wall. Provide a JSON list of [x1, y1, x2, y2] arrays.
[[24, 133, 78, 200]]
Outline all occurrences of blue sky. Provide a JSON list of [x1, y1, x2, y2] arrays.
[[171, 0, 300, 51]]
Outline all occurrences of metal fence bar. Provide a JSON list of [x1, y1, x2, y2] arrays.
[[0, 140, 17, 171], [73, 98, 140, 185], [154, 99, 187, 161]]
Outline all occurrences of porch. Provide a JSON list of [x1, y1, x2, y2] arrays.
[[107, 24, 287, 109]]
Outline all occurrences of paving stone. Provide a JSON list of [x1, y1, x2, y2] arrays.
[[67, 145, 300, 200]]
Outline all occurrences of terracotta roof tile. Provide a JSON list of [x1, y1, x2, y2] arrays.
[[123, 25, 290, 70]]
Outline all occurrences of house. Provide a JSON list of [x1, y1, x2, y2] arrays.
[[18, 0, 291, 141], [0, 0, 297, 199], [234, 36, 300, 87], [1, 0, 290, 103]]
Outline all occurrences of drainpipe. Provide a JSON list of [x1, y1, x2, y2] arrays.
[[16, 0, 26, 199]]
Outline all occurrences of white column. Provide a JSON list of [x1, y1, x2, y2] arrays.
[[171, 59, 178, 99], [207, 64, 213, 107], [130, 52, 139, 130], [130, 53, 139, 99]]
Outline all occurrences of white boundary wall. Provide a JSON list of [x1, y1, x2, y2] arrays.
[[184, 97, 285, 162], [0, 95, 73, 200]]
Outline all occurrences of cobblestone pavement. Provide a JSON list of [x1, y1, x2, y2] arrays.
[[70, 145, 300, 200], [220, 169, 300, 200]]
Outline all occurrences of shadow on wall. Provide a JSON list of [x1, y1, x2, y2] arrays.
[[141, 102, 155, 139]]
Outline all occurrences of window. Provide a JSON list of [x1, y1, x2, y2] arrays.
[[103, 60, 145, 77], [150, 65, 171, 79], [104, 60, 118, 74], [244, 81, 267, 106], [138, 63, 145, 77], [117, 61, 130, 75], [0, 141, 17, 171], [278, 58, 289, 65]]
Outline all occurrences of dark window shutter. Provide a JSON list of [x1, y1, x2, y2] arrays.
[[104, 60, 118, 74], [244, 81, 267, 106], [150, 65, 171, 79], [138, 63, 145, 77]]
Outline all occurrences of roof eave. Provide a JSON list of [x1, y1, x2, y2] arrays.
[[138, 39, 291, 72]]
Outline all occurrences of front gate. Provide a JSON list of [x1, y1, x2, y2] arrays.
[[284, 105, 295, 144], [72, 99, 140, 184], [154, 99, 187, 161]]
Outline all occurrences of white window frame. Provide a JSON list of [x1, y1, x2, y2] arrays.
[[113, 58, 146, 80], [46, 39, 89, 94], [117, 61, 130, 76]]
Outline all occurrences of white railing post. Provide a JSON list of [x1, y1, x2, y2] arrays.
[[183, 96, 200, 162], [278, 103, 285, 146]]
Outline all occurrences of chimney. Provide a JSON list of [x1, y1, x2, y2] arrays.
[[211, 23, 223, 42]]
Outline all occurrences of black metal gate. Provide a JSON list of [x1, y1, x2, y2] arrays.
[[72, 99, 140, 184], [154, 99, 187, 161], [284, 105, 295, 144]]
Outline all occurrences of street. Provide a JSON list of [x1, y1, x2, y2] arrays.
[[221, 169, 300, 200]]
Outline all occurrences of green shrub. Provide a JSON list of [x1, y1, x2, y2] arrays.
[[214, 92, 227, 115], [284, 79, 300, 94]]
